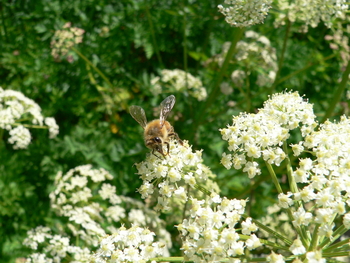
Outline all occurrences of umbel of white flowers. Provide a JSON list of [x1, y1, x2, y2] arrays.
[[0, 87, 59, 149]]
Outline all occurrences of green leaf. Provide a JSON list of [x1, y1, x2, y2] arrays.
[[34, 23, 47, 33]]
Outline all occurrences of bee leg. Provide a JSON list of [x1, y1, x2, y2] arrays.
[[164, 141, 170, 156], [152, 149, 163, 159], [168, 132, 183, 145]]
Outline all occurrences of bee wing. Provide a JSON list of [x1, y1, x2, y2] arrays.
[[130, 105, 148, 129], [159, 95, 175, 126]]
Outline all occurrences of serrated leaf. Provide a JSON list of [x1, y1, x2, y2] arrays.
[[144, 43, 154, 59]]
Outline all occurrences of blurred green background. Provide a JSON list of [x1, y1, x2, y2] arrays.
[[0, 0, 348, 261]]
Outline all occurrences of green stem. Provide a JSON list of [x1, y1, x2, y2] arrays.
[[276, 54, 336, 86], [322, 251, 350, 258], [152, 257, 273, 263], [182, 185, 190, 221], [244, 68, 251, 112], [150, 257, 185, 262], [242, 214, 293, 246], [323, 238, 350, 253], [308, 224, 320, 251], [283, 141, 298, 194], [265, 161, 283, 194], [189, 27, 244, 142], [204, 27, 244, 111], [71, 46, 114, 89], [12, 123, 49, 129], [265, 161, 307, 244], [244, 258, 272, 262], [0, 6, 9, 43], [183, 7, 188, 75], [151, 256, 283, 263], [145, 4, 163, 67], [182, 6, 189, 93], [321, 225, 349, 250], [235, 172, 267, 199], [268, 19, 291, 95], [282, 141, 311, 244], [193, 183, 212, 196], [321, 56, 350, 122], [238, 234, 290, 251]]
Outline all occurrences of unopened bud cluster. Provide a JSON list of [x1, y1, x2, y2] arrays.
[[274, 0, 348, 32], [51, 22, 85, 62], [151, 69, 207, 101], [218, 0, 272, 27]]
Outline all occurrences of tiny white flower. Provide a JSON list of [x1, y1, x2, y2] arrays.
[[231, 241, 245, 256], [290, 142, 304, 156], [174, 187, 188, 201], [245, 234, 262, 250], [343, 213, 350, 228], [241, 217, 258, 235], [221, 152, 232, 169], [315, 208, 334, 224], [278, 192, 294, 208], [292, 207, 313, 227], [293, 168, 309, 183], [318, 223, 334, 238], [306, 251, 325, 263], [289, 239, 306, 255], [243, 161, 261, 178], [267, 251, 285, 263]]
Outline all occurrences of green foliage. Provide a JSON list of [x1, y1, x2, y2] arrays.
[[1, 0, 349, 262]]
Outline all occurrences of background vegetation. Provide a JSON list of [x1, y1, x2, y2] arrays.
[[0, 0, 348, 262]]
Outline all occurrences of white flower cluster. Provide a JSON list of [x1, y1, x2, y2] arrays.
[[51, 22, 85, 62], [49, 165, 116, 247], [230, 70, 245, 88], [151, 69, 207, 101], [25, 165, 172, 262], [8, 125, 31, 150], [0, 88, 43, 129], [218, 0, 272, 27], [136, 140, 218, 211], [278, 116, 350, 240], [91, 225, 165, 263], [0, 87, 59, 149], [220, 91, 317, 178], [274, 0, 348, 31], [260, 91, 316, 131], [221, 91, 350, 261], [214, 31, 277, 70], [236, 31, 277, 70], [177, 197, 262, 262], [23, 226, 91, 263]]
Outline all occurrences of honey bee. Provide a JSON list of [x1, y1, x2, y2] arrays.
[[130, 95, 183, 158]]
